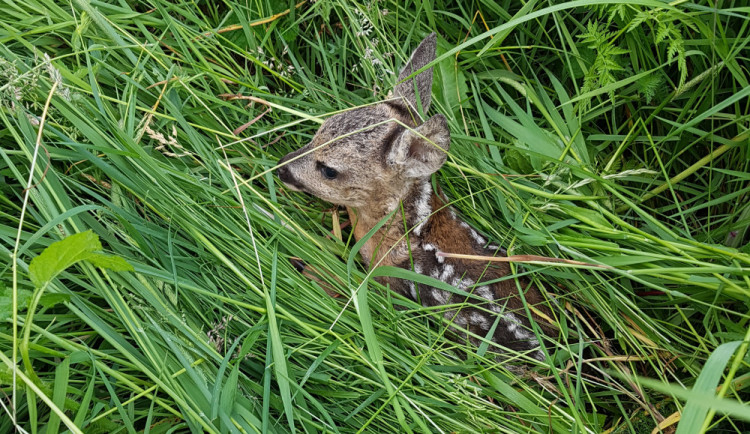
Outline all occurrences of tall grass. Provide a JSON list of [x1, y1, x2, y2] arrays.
[[1, 0, 749, 432]]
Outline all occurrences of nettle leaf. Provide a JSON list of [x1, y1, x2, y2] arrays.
[[29, 230, 102, 287], [86, 253, 133, 271], [0, 283, 33, 321], [28, 230, 134, 288], [38, 293, 72, 309]]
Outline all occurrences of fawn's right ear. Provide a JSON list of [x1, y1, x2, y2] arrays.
[[394, 33, 437, 115], [387, 114, 450, 178]]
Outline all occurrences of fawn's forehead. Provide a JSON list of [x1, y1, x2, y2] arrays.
[[312, 106, 394, 152]]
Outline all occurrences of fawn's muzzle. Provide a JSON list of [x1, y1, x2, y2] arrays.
[[277, 156, 305, 192]]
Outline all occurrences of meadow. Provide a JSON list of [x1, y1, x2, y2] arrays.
[[1, 0, 749, 432]]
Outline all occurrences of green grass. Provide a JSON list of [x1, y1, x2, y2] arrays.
[[1, 0, 749, 432]]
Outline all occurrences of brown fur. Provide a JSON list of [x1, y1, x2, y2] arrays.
[[278, 33, 555, 360]]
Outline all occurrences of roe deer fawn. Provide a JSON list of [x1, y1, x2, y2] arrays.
[[278, 33, 555, 360]]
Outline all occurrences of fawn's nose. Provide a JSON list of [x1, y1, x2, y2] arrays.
[[276, 157, 305, 192], [277, 164, 291, 183]]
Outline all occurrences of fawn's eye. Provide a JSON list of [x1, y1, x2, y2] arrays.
[[320, 165, 338, 180]]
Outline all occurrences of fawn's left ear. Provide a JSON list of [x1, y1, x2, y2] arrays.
[[394, 33, 437, 115], [388, 114, 450, 178]]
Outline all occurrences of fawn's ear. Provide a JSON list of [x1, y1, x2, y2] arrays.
[[394, 33, 437, 114], [387, 114, 450, 178]]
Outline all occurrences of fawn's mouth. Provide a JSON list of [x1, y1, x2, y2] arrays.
[[280, 179, 307, 193], [282, 183, 303, 192]]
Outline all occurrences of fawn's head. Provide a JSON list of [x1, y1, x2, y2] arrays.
[[277, 33, 450, 209]]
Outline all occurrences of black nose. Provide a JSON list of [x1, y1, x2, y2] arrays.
[[277, 164, 291, 182], [277, 159, 303, 190]]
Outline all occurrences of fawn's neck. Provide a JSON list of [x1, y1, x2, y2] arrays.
[[347, 180, 481, 270]]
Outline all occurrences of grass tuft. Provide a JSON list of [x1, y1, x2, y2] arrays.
[[1, 0, 749, 432]]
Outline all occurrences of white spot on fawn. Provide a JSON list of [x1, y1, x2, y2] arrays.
[[450, 277, 474, 291], [447, 311, 467, 326], [488, 244, 508, 255], [408, 281, 417, 300], [459, 221, 489, 246], [503, 313, 539, 346], [413, 182, 432, 236], [471, 231, 486, 245], [439, 264, 454, 283], [432, 288, 449, 304], [423, 242, 444, 263], [469, 312, 491, 329], [486, 306, 540, 349], [476, 285, 494, 301]]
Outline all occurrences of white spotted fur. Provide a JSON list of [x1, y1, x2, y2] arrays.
[[413, 181, 432, 236], [476, 285, 494, 301]]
